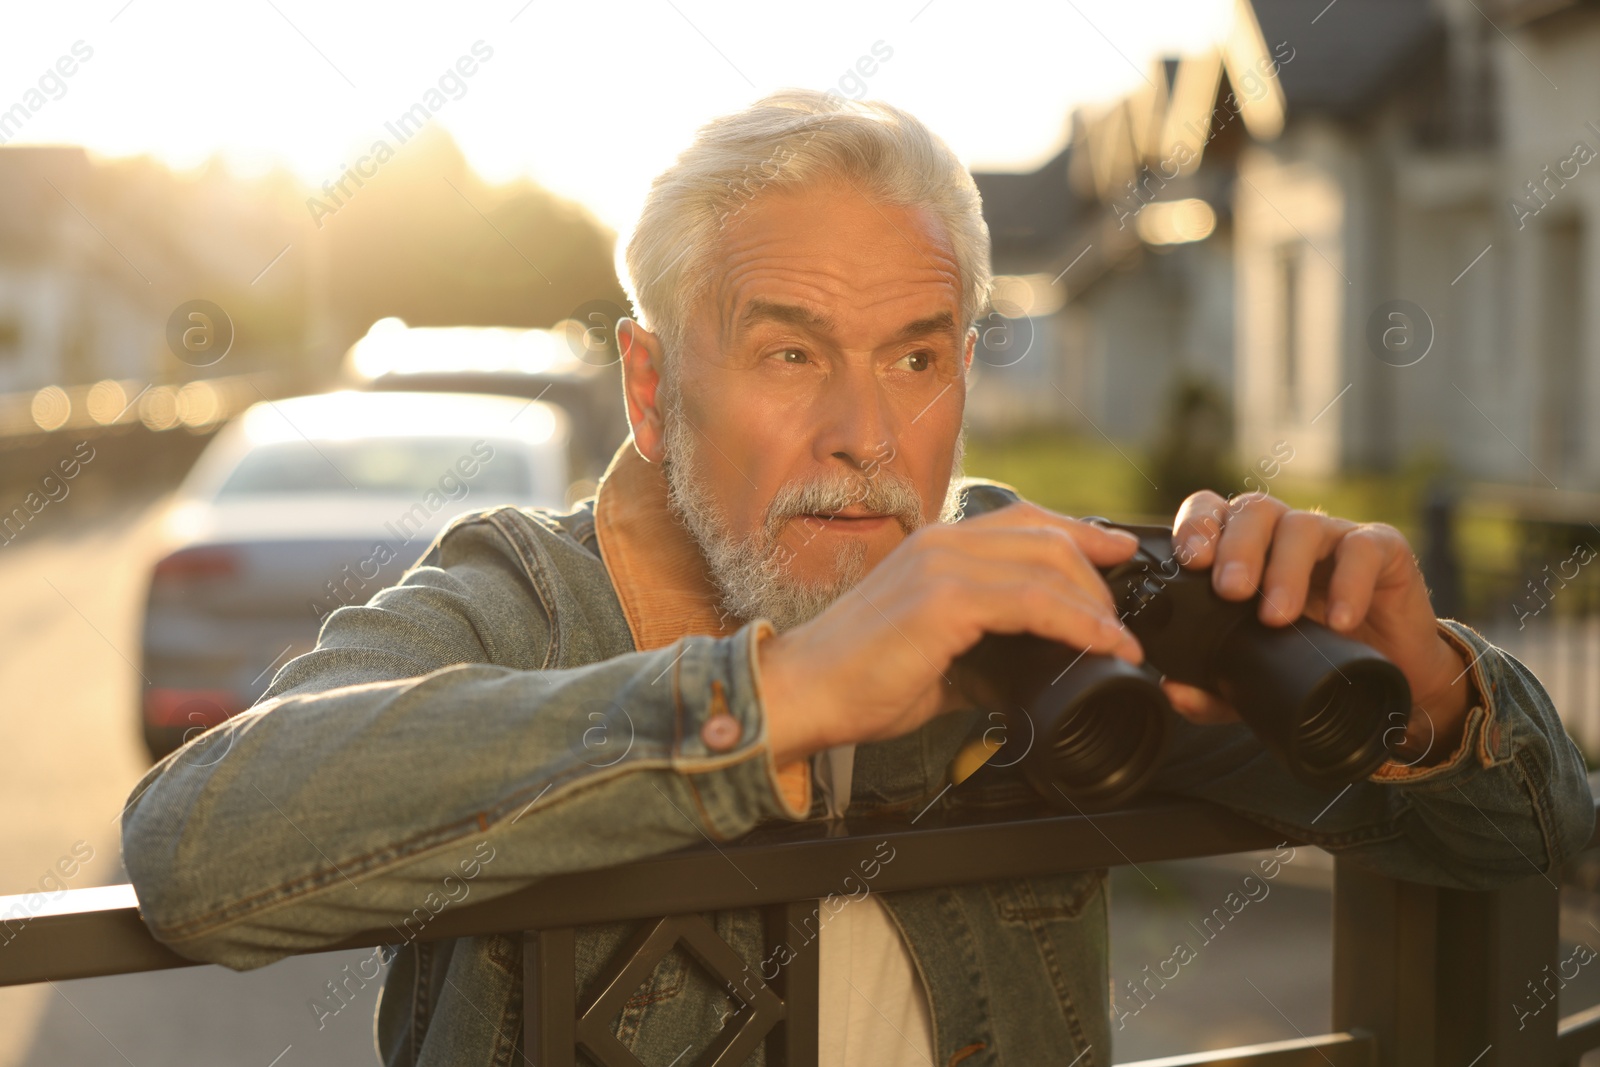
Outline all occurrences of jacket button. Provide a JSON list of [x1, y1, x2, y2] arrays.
[[701, 713, 742, 752]]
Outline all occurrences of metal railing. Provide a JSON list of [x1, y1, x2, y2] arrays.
[[2, 792, 1598, 1067]]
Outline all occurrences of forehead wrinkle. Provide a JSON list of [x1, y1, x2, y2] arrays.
[[717, 250, 962, 317], [717, 191, 963, 288], [702, 205, 965, 351], [716, 268, 960, 352]]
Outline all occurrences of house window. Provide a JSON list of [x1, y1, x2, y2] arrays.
[[1276, 243, 1302, 422], [0, 316, 19, 363], [1540, 219, 1583, 476]]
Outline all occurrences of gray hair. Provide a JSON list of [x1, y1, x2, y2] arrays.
[[619, 88, 992, 361]]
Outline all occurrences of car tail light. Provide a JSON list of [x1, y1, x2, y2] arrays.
[[152, 546, 240, 582], [144, 688, 240, 728]]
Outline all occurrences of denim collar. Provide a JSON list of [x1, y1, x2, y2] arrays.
[[592, 436, 737, 652], [591, 435, 815, 812]]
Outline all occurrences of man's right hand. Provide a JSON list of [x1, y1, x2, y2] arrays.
[[757, 501, 1146, 766]]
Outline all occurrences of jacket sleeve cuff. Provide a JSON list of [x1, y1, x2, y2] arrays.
[[748, 619, 813, 818], [1369, 618, 1499, 784], [669, 619, 813, 834]]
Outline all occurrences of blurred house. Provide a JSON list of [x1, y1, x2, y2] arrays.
[[0, 146, 176, 394], [0, 128, 626, 445], [972, 0, 1600, 491]]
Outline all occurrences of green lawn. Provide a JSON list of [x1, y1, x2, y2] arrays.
[[962, 428, 1168, 524], [962, 428, 1523, 614], [964, 428, 1437, 531]]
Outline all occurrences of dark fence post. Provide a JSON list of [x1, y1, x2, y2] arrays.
[[1419, 480, 1462, 621], [764, 901, 820, 1067], [1332, 860, 1440, 1066], [1334, 859, 1562, 1067], [525, 928, 577, 1067], [1435, 873, 1561, 1066]]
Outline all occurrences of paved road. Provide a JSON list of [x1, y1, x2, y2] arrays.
[[0, 494, 377, 1067]]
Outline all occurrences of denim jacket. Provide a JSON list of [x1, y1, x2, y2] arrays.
[[120, 446, 1596, 1067]]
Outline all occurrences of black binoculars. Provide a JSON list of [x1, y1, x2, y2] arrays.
[[949, 521, 1411, 810]]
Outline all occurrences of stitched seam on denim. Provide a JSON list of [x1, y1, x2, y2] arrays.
[[1372, 622, 1490, 782], [623, 949, 688, 1012], [484, 510, 561, 670], [679, 637, 775, 839], [745, 621, 811, 820], [1514, 749, 1559, 872], [567, 504, 601, 558], [487, 932, 518, 976], [673, 638, 726, 837], [623, 983, 684, 1009], [1445, 619, 1506, 769], [411, 940, 433, 1064], [877, 891, 950, 1064], [996, 870, 1103, 922], [1011, 878, 1098, 1065], [936, 888, 993, 1065], [490, 963, 522, 1067], [148, 747, 754, 942], [1372, 703, 1490, 785], [610, 925, 680, 1049], [426, 510, 541, 670]]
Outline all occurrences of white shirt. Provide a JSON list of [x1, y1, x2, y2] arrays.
[[813, 744, 936, 1066]]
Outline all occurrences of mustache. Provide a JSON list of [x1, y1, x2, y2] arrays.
[[762, 468, 924, 541]]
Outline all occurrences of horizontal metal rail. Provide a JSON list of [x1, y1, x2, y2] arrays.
[[1, 792, 1596, 1067], [0, 796, 1291, 987]]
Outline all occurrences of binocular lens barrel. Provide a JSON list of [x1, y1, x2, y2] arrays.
[[950, 522, 1410, 808], [1215, 624, 1407, 788], [949, 634, 1168, 811], [1035, 670, 1170, 810]]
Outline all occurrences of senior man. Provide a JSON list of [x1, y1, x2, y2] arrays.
[[123, 89, 1593, 1067]]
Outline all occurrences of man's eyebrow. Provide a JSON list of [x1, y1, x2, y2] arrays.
[[736, 300, 836, 335], [892, 311, 957, 341], [735, 301, 957, 342]]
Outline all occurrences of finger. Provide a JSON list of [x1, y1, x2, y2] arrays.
[[1065, 517, 1145, 568], [919, 548, 1143, 664], [1210, 493, 1290, 600], [1161, 679, 1241, 725], [1171, 490, 1231, 568], [1323, 525, 1395, 631], [1257, 510, 1352, 626], [941, 548, 1117, 619], [924, 523, 1122, 614], [973, 501, 1142, 568], [976, 579, 1145, 664]]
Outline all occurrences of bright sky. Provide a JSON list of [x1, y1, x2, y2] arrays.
[[4, 0, 1234, 232]]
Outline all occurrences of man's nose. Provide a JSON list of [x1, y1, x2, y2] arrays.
[[813, 363, 895, 472]]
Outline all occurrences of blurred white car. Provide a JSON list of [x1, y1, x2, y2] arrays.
[[137, 389, 569, 761], [340, 317, 627, 482]]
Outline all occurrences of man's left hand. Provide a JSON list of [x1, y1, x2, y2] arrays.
[[1164, 489, 1475, 766]]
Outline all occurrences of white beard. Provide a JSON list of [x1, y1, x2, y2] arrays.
[[657, 371, 966, 632]]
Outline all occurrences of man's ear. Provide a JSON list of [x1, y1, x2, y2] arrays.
[[963, 326, 977, 374], [619, 318, 668, 462]]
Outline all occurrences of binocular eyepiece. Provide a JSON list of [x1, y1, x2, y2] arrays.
[[949, 521, 1410, 810]]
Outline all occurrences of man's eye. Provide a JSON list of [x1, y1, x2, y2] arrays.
[[773, 348, 808, 365], [899, 351, 932, 372]]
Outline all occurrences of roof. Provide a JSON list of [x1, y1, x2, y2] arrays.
[[971, 145, 1092, 261], [1251, 0, 1444, 118], [971, 0, 1447, 275]]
